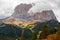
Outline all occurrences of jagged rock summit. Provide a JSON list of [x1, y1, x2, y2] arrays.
[[5, 3, 57, 22], [12, 4, 32, 19], [30, 10, 57, 22]]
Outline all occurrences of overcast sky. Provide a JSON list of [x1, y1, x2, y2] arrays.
[[0, 0, 60, 22]]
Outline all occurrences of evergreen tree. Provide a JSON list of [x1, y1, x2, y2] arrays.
[[56, 24, 60, 40], [56, 24, 60, 34], [39, 23, 49, 39], [18, 36, 25, 40], [30, 32, 37, 40]]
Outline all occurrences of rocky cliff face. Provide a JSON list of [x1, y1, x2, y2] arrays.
[[12, 4, 32, 19], [4, 3, 57, 23], [30, 10, 57, 22]]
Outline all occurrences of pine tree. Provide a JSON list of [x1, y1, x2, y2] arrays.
[[18, 36, 25, 40], [30, 32, 37, 40], [39, 23, 49, 39], [56, 24, 60, 40]]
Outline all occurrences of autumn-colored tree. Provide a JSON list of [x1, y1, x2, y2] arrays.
[[39, 23, 49, 39]]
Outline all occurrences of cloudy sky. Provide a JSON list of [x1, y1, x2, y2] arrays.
[[0, 0, 60, 22]]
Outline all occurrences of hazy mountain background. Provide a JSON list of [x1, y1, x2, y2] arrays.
[[0, 0, 60, 22]]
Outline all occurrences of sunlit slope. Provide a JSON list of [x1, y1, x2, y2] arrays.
[[3, 20, 39, 29], [4, 20, 22, 26]]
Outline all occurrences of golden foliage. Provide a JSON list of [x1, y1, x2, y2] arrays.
[[3, 20, 37, 29], [42, 33, 60, 40]]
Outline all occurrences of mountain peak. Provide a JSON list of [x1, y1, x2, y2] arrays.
[[31, 10, 57, 22], [3, 3, 58, 25], [12, 3, 32, 19]]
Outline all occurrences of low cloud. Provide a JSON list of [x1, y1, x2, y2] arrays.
[[0, 0, 60, 22], [0, 0, 35, 19], [28, 0, 60, 22]]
